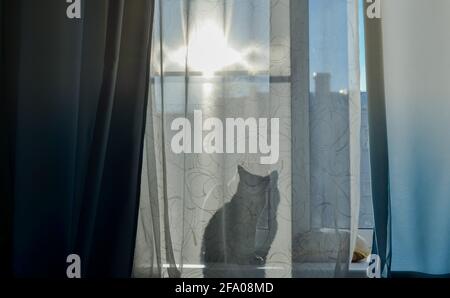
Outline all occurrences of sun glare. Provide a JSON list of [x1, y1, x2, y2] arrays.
[[170, 21, 246, 78]]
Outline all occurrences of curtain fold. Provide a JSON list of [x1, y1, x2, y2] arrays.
[[0, 0, 20, 277], [134, 0, 362, 278], [363, 0, 391, 277], [0, 0, 154, 277]]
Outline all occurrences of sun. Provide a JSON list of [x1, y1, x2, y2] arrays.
[[170, 21, 247, 78]]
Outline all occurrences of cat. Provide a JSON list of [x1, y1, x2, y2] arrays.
[[201, 166, 280, 278]]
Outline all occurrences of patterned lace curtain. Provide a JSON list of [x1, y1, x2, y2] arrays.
[[133, 0, 361, 278]]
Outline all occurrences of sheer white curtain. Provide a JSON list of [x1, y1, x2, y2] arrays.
[[133, 0, 361, 278], [292, 0, 361, 277]]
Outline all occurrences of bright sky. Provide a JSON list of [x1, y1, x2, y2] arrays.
[[309, 0, 367, 92]]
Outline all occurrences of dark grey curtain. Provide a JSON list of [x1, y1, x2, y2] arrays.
[[0, 0, 154, 277]]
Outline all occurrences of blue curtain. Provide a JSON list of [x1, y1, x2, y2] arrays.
[[363, 3, 391, 277], [365, 0, 450, 277], [0, 0, 154, 277]]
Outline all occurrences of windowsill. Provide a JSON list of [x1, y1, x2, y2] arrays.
[[349, 262, 369, 278]]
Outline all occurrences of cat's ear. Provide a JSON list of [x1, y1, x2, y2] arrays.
[[270, 171, 279, 183], [238, 165, 245, 175]]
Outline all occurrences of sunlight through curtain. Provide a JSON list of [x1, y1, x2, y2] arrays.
[[133, 0, 361, 278]]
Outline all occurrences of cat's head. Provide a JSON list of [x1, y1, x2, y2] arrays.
[[237, 165, 278, 195]]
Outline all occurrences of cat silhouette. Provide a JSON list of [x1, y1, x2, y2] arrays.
[[201, 166, 280, 278]]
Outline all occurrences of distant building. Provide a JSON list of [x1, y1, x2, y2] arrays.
[[309, 73, 373, 229]]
